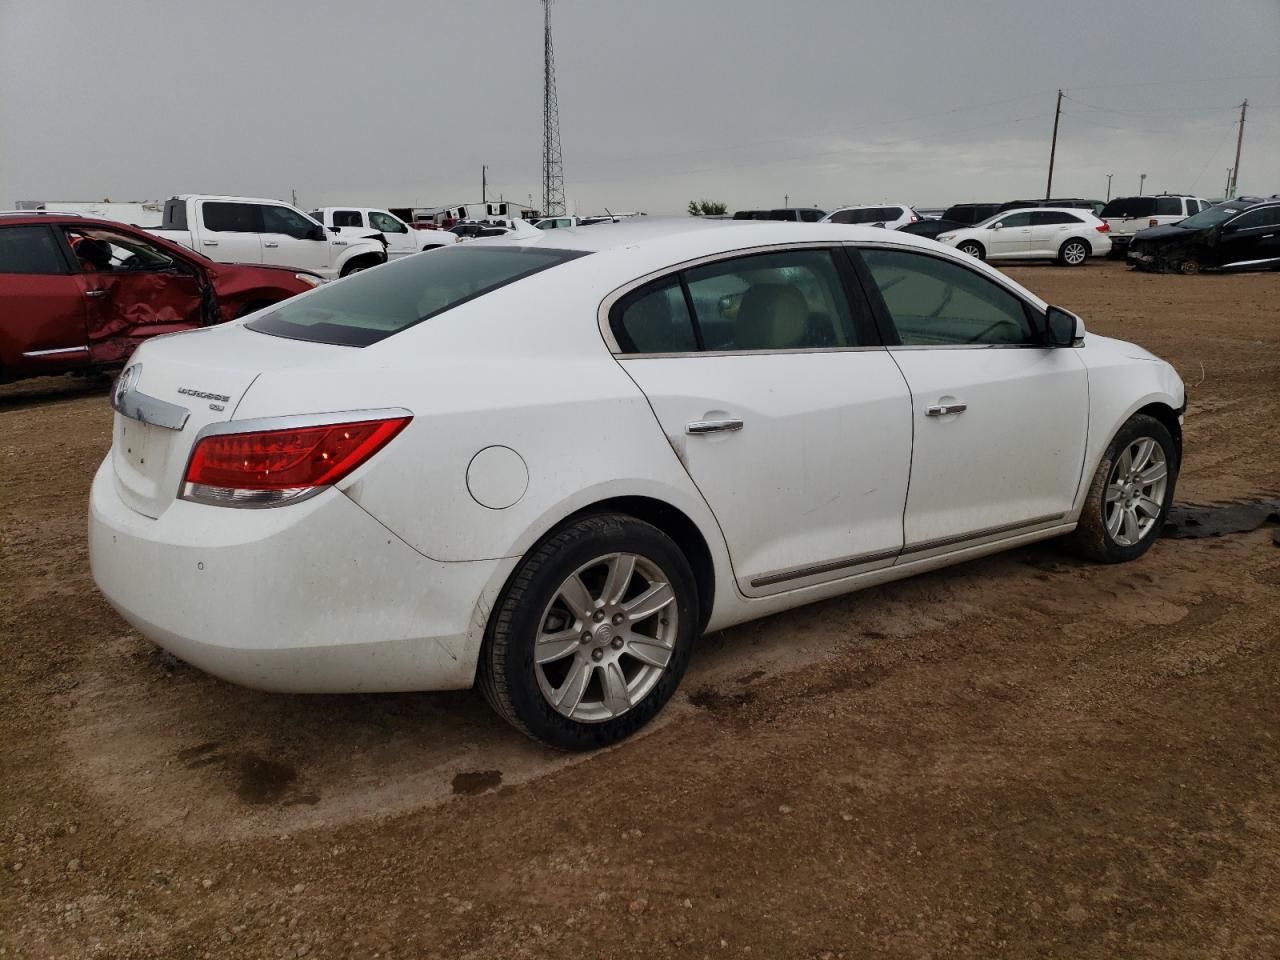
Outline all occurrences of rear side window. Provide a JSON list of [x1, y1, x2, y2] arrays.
[[202, 202, 260, 233], [163, 199, 188, 230], [829, 208, 880, 224], [332, 210, 364, 227], [0, 226, 66, 274], [684, 249, 860, 351], [612, 280, 698, 354], [1031, 212, 1082, 225], [859, 248, 1035, 347], [799, 209, 824, 222], [1154, 197, 1182, 216], [1101, 197, 1157, 219], [248, 245, 589, 346]]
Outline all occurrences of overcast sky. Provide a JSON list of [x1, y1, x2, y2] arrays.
[[2, 0, 1278, 214]]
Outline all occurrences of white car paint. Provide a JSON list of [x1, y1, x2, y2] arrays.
[[149, 195, 386, 281], [1101, 195, 1210, 251], [937, 208, 1113, 263], [89, 220, 1182, 711], [310, 207, 459, 259]]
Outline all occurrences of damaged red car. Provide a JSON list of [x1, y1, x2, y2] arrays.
[[0, 213, 320, 382]]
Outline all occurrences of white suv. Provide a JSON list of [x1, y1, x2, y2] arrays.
[[937, 208, 1112, 266], [1099, 195, 1211, 255], [821, 204, 919, 230]]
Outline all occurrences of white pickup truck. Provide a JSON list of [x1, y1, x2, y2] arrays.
[[149, 195, 387, 280], [309, 207, 458, 259]]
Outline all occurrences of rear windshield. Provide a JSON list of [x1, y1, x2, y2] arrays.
[[247, 245, 588, 346], [1101, 197, 1157, 218]]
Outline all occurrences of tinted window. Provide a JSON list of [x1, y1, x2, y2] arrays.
[[799, 209, 824, 222], [1154, 197, 1183, 216], [261, 205, 318, 239], [202, 202, 260, 233], [993, 212, 1033, 228], [163, 199, 188, 230], [369, 211, 407, 233], [1101, 197, 1157, 219], [247, 245, 588, 346], [860, 249, 1035, 347], [684, 249, 860, 351], [612, 280, 697, 354], [1230, 206, 1280, 229], [1031, 211, 1082, 225], [1185, 199, 1200, 214], [332, 210, 364, 228], [766, 209, 798, 221], [0, 226, 66, 274], [829, 208, 882, 224]]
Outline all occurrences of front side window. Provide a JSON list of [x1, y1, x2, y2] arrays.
[[202, 202, 260, 233], [332, 210, 363, 228], [0, 226, 66, 274], [64, 227, 179, 273], [248, 245, 588, 346], [612, 279, 698, 354], [859, 248, 1036, 347], [369, 211, 407, 233], [261, 205, 318, 239], [1228, 206, 1280, 230], [991, 212, 1033, 229]]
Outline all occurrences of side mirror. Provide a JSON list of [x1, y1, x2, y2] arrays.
[[991, 222, 1003, 230], [306, 224, 326, 242], [328, 225, 341, 234], [1045, 305, 1084, 348]]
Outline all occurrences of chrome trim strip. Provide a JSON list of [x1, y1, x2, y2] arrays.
[[22, 345, 89, 357], [901, 513, 1066, 556], [750, 513, 1068, 589], [112, 387, 190, 431], [1223, 256, 1280, 267], [751, 547, 900, 588]]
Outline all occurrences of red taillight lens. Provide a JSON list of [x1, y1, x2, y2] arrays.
[[1095, 222, 1110, 233], [184, 416, 410, 498], [1148, 218, 1158, 227]]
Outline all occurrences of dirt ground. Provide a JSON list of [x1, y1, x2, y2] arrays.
[[2, 261, 1278, 959]]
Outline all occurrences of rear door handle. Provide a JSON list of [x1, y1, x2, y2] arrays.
[[84, 289, 107, 298], [686, 418, 744, 435], [263, 241, 279, 248], [202, 239, 218, 247], [926, 402, 967, 417]]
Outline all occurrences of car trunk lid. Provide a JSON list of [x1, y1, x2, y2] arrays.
[[110, 324, 352, 518]]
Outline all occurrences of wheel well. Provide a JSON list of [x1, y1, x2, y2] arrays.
[[341, 253, 385, 276], [959, 239, 985, 257], [565, 496, 716, 631], [1134, 402, 1183, 464]]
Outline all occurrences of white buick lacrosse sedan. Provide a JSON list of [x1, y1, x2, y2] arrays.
[[90, 219, 1184, 749]]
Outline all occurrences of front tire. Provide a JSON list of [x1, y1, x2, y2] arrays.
[[478, 513, 699, 750], [1058, 238, 1089, 267], [957, 241, 985, 260], [1065, 414, 1178, 563]]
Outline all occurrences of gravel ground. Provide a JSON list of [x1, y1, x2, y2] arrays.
[[2, 261, 1278, 959]]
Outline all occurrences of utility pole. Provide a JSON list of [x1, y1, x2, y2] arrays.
[[1228, 100, 1247, 198], [1105, 173, 1113, 201], [784, 193, 789, 207], [1045, 89, 1063, 200], [482, 165, 487, 203], [1139, 173, 1147, 196], [291, 188, 298, 207], [1224, 168, 1234, 198]]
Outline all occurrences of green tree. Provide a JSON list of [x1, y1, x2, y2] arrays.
[[687, 199, 728, 217]]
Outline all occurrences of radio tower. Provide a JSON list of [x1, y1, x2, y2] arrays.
[[541, 0, 566, 215]]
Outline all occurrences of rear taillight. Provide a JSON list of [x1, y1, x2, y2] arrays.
[[1148, 218, 1158, 227], [1095, 222, 1110, 233], [182, 414, 411, 507]]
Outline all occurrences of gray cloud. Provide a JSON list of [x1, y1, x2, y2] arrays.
[[2, 0, 1277, 214]]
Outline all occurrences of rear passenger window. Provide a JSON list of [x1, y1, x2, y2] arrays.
[[202, 202, 260, 233], [859, 248, 1036, 347], [1155, 197, 1182, 216], [0, 226, 66, 274], [332, 210, 364, 227], [1031, 212, 1081, 225], [684, 249, 859, 351], [612, 280, 697, 354]]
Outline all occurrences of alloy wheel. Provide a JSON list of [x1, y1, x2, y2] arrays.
[[534, 552, 679, 723], [1064, 242, 1087, 265], [1104, 437, 1168, 546]]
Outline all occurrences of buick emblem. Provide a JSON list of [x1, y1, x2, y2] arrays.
[[113, 363, 141, 409]]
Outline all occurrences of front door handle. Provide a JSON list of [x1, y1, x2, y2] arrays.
[[263, 241, 279, 248], [686, 418, 744, 435], [84, 289, 107, 298], [202, 239, 218, 247], [926, 402, 967, 417], [332, 240, 347, 246]]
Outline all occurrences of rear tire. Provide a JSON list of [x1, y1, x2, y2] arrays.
[[1058, 239, 1090, 267], [957, 241, 985, 260], [478, 513, 699, 750], [1064, 414, 1178, 563]]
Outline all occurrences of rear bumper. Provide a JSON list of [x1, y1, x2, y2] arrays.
[[89, 458, 514, 693]]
